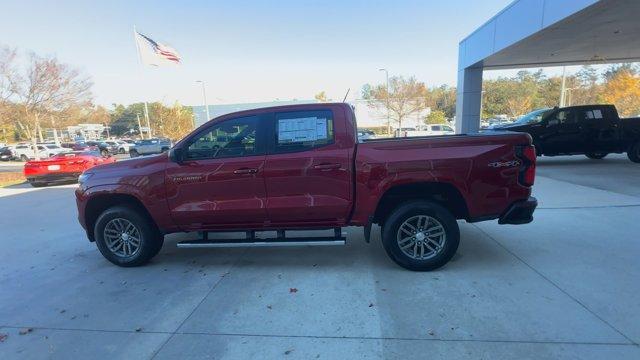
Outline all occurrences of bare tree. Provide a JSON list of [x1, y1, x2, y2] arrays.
[[363, 76, 428, 132], [11, 53, 93, 144]]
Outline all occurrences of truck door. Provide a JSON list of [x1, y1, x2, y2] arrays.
[[165, 115, 268, 230], [540, 109, 586, 154], [582, 107, 620, 153], [263, 108, 353, 226]]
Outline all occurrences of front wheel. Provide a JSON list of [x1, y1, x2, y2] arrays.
[[94, 206, 164, 267], [20, 154, 29, 162], [381, 200, 460, 271], [628, 141, 640, 163], [585, 152, 608, 160]]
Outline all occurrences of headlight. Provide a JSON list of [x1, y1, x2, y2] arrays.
[[78, 172, 94, 184]]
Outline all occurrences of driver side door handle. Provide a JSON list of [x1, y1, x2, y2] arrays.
[[313, 163, 341, 170], [233, 168, 258, 174]]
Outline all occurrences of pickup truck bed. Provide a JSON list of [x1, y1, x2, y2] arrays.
[[76, 103, 537, 271]]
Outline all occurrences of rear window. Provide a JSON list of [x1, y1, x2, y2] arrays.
[[274, 110, 334, 153]]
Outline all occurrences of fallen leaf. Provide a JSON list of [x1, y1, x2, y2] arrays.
[[427, 329, 435, 336], [0, 333, 7, 342], [19, 328, 33, 335], [284, 349, 294, 355], [368, 303, 374, 308], [289, 288, 298, 293], [135, 327, 142, 332], [59, 309, 66, 314], [267, 305, 272, 310]]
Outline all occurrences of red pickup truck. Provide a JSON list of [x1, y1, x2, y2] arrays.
[[76, 103, 537, 271]]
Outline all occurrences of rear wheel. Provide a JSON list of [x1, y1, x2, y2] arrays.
[[28, 180, 47, 187], [628, 141, 640, 163], [118, 148, 125, 154], [585, 152, 608, 160], [20, 154, 29, 162], [100, 149, 109, 157], [94, 206, 164, 267], [381, 200, 459, 271], [129, 149, 139, 158]]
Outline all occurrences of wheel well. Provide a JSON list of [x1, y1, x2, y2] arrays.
[[373, 182, 468, 225], [84, 194, 156, 241]]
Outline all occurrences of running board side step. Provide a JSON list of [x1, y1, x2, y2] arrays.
[[177, 236, 346, 248]]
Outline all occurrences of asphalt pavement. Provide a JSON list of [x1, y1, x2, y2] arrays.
[[0, 155, 638, 359]]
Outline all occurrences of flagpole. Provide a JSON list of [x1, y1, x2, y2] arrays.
[[133, 25, 151, 139]]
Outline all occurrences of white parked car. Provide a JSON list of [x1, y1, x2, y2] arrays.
[[402, 124, 455, 137], [14, 144, 61, 161], [116, 140, 135, 154], [423, 124, 455, 136], [357, 130, 377, 141], [130, 138, 173, 157]]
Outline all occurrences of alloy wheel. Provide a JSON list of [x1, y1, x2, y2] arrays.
[[396, 215, 446, 260], [103, 218, 142, 257]]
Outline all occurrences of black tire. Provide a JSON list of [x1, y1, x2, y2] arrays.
[[628, 141, 640, 163], [20, 154, 29, 162], [94, 206, 164, 267], [381, 200, 459, 271], [29, 180, 47, 188], [585, 152, 608, 160], [129, 149, 139, 158], [118, 148, 125, 154], [100, 149, 109, 157]]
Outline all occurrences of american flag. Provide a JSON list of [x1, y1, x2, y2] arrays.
[[135, 31, 181, 66]]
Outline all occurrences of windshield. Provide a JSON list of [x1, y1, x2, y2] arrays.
[[512, 108, 552, 125]]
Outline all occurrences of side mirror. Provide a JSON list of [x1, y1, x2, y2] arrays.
[[169, 147, 185, 164]]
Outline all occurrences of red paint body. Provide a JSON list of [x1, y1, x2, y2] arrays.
[[25, 151, 116, 184], [75, 103, 535, 237]]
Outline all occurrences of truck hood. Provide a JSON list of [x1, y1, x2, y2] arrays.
[[81, 154, 168, 190]]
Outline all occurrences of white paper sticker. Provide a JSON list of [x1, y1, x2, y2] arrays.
[[278, 117, 328, 143]]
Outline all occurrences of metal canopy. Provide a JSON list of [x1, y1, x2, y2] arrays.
[[483, 0, 640, 69]]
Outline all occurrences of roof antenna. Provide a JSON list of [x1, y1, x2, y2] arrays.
[[342, 88, 350, 102]]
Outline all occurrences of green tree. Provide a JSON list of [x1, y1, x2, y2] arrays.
[[425, 110, 446, 124]]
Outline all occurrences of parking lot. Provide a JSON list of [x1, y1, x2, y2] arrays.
[[0, 154, 639, 359]]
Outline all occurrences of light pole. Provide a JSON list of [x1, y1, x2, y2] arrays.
[[564, 87, 578, 106], [196, 80, 211, 122], [559, 66, 567, 107], [379, 68, 390, 136]]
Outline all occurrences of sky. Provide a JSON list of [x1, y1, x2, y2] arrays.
[[0, 0, 517, 107]]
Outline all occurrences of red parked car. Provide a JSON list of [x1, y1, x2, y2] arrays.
[[76, 103, 537, 271], [24, 150, 116, 187]]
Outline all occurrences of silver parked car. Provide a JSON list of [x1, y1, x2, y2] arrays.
[[129, 138, 173, 157]]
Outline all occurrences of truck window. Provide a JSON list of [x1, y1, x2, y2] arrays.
[[274, 110, 334, 153], [584, 109, 603, 119], [552, 110, 576, 125], [186, 115, 263, 159]]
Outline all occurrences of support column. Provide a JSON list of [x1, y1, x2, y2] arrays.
[[454, 66, 483, 134]]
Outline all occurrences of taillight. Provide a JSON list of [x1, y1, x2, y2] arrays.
[[516, 145, 536, 187]]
